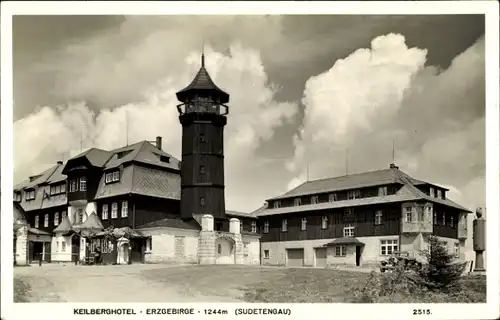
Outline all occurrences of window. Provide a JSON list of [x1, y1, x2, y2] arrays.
[[216, 222, 222, 231], [311, 195, 319, 204], [294, 198, 302, 206], [442, 213, 446, 226], [343, 224, 355, 237], [329, 193, 337, 202], [121, 201, 128, 217], [199, 165, 205, 174], [14, 192, 22, 202], [347, 190, 361, 199], [62, 241, 66, 252], [335, 246, 346, 257], [454, 243, 460, 257], [344, 208, 354, 215], [281, 219, 287, 232], [378, 186, 388, 197], [56, 241, 59, 252], [263, 221, 269, 233], [321, 216, 328, 229], [102, 204, 108, 220], [34, 215, 39, 228], [79, 176, 87, 191], [301, 218, 307, 231], [380, 239, 398, 255], [450, 216, 454, 228], [200, 134, 206, 143], [70, 179, 77, 192], [405, 207, 412, 222], [264, 250, 270, 259], [427, 206, 433, 222], [54, 212, 59, 226], [147, 237, 153, 251], [62, 211, 67, 219], [200, 197, 205, 207], [251, 221, 257, 233], [44, 214, 49, 227], [437, 189, 442, 199], [433, 212, 438, 225], [375, 210, 383, 225], [111, 203, 118, 219], [105, 173, 112, 183], [218, 244, 222, 254], [105, 171, 120, 183], [25, 189, 35, 200], [418, 208, 424, 221], [78, 209, 85, 223], [61, 183, 66, 193], [430, 187, 435, 197], [273, 201, 281, 209]]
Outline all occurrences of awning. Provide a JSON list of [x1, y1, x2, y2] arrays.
[[324, 237, 365, 246], [28, 228, 51, 236]]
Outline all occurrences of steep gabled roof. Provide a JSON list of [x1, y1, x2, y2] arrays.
[[68, 147, 113, 168], [53, 215, 72, 234], [176, 55, 230, 104], [81, 212, 104, 230], [257, 167, 470, 217], [268, 168, 434, 201]]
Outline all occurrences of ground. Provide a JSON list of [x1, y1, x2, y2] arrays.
[[14, 264, 486, 303]]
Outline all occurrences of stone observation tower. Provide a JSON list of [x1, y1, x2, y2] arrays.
[[176, 52, 243, 264]]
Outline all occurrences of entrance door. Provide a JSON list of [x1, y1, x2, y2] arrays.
[[355, 246, 361, 266], [286, 249, 304, 267], [215, 238, 234, 264], [32, 242, 43, 263], [44, 242, 51, 263], [314, 248, 327, 267], [71, 236, 80, 263]]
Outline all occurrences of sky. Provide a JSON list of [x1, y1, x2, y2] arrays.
[[12, 15, 486, 213]]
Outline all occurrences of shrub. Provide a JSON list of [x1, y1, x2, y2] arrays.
[[416, 235, 466, 292]]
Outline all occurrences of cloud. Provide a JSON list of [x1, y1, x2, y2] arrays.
[[288, 33, 485, 211], [14, 44, 299, 212]]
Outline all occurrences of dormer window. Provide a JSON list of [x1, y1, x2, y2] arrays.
[[14, 191, 22, 202], [378, 186, 388, 197], [25, 189, 35, 201], [273, 201, 281, 209], [105, 171, 120, 184], [311, 195, 319, 204], [329, 193, 337, 202], [294, 198, 301, 206], [160, 155, 170, 163], [430, 187, 435, 197], [347, 190, 361, 200]]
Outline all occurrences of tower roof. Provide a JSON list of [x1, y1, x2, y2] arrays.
[[176, 54, 230, 104], [53, 215, 72, 233]]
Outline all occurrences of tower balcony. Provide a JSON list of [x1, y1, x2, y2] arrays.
[[400, 221, 433, 234]]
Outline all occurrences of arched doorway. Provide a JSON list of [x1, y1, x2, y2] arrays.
[[215, 236, 235, 264]]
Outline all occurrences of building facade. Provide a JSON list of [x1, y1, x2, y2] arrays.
[[255, 164, 471, 268], [13, 54, 261, 266]]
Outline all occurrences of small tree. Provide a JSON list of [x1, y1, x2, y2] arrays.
[[417, 235, 466, 291]]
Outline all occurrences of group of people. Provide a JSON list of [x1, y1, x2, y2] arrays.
[[85, 242, 103, 265]]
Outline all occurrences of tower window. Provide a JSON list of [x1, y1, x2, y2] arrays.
[[200, 165, 205, 174], [200, 197, 205, 207]]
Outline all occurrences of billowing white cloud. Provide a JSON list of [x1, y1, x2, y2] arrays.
[[14, 44, 298, 212], [288, 33, 485, 211]]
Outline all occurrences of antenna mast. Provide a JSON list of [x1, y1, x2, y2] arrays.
[[345, 148, 349, 176], [201, 37, 205, 67]]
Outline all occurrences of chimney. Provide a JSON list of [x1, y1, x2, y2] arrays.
[[156, 136, 162, 150], [57, 161, 63, 165], [390, 163, 399, 169]]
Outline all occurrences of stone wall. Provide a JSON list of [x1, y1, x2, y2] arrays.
[[15, 226, 29, 265], [138, 227, 200, 264], [241, 234, 260, 265]]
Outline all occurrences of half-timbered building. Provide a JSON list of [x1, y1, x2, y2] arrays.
[[255, 163, 471, 268]]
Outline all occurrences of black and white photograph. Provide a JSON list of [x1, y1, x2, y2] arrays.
[[1, 1, 499, 320]]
